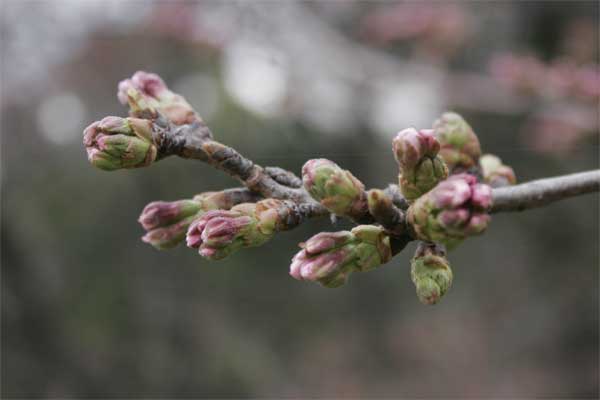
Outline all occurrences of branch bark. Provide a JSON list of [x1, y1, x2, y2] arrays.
[[490, 170, 600, 213], [154, 118, 599, 228]]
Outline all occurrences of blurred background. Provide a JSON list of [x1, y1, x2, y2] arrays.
[[1, 0, 599, 397]]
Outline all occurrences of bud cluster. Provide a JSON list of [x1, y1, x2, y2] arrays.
[[138, 190, 257, 250], [139, 199, 204, 249], [185, 199, 299, 260], [118, 71, 199, 125], [302, 159, 367, 219], [432, 112, 482, 172], [289, 225, 392, 288], [411, 242, 453, 305], [407, 173, 492, 247], [83, 116, 157, 171], [392, 127, 448, 201]]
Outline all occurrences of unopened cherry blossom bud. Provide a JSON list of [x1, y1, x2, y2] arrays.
[[138, 198, 205, 250], [139, 200, 202, 231], [407, 174, 492, 246], [411, 243, 453, 305], [185, 199, 301, 260], [479, 154, 517, 187], [142, 215, 201, 250], [432, 112, 481, 171], [302, 159, 367, 219], [118, 71, 199, 124], [289, 225, 392, 288], [393, 128, 448, 200], [83, 117, 157, 171], [186, 209, 258, 260]]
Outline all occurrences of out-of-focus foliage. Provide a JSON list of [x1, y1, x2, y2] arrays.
[[1, 1, 598, 397]]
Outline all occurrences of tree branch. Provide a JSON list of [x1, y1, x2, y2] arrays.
[[154, 118, 599, 232], [490, 170, 600, 213]]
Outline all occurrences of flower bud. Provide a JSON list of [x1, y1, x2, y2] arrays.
[[139, 200, 202, 231], [479, 154, 517, 187], [392, 128, 449, 200], [432, 112, 481, 171], [302, 159, 367, 218], [142, 215, 201, 250], [411, 243, 453, 305], [117, 71, 199, 125], [83, 117, 157, 171], [407, 174, 492, 246], [185, 199, 298, 260], [289, 225, 391, 288]]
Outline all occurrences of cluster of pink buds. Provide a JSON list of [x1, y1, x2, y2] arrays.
[[408, 174, 493, 247], [289, 225, 392, 288]]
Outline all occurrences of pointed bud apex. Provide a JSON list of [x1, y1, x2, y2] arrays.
[[138, 199, 205, 250], [479, 154, 517, 187], [139, 200, 202, 231], [302, 159, 367, 218], [407, 174, 492, 245], [433, 112, 481, 171], [83, 117, 157, 171], [411, 243, 453, 305], [118, 71, 199, 125], [289, 225, 391, 288], [393, 128, 448, 200]]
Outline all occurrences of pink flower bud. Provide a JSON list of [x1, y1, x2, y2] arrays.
[[407, 173, 493, 245], [139, 200, 201, 231], [430, 174, 474, 208], [393, 128, 440, 169], [471, 183, 493, 209], [118, 72, 168, 105], [185, 208, 271, 260], [289, 226, 391, 288], [117, 71, 199, 125]]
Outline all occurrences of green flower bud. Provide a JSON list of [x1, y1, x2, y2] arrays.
[[479, 154, 517, 187], [302, 159, 367, 218], [290, 225, 392, 288], [83, 117, 157, 171], [411, 243, 453, 305], [393, 128, 449, 201], [433, 112, 481, 171]]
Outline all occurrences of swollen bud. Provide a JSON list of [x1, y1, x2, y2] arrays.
[[83, 117, 157, 171], [289, 225, 392, 288], [302, 159, 367, 219], [138, 199, 203, 249], [433, 112, 481, 171], [185, 199, 299, 260], [117, 71, 199, 125], [392, 128, 449, 200], [407, 173, 492, 247], [411, 243, 453, 305], [479, 154, 517, 187]]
